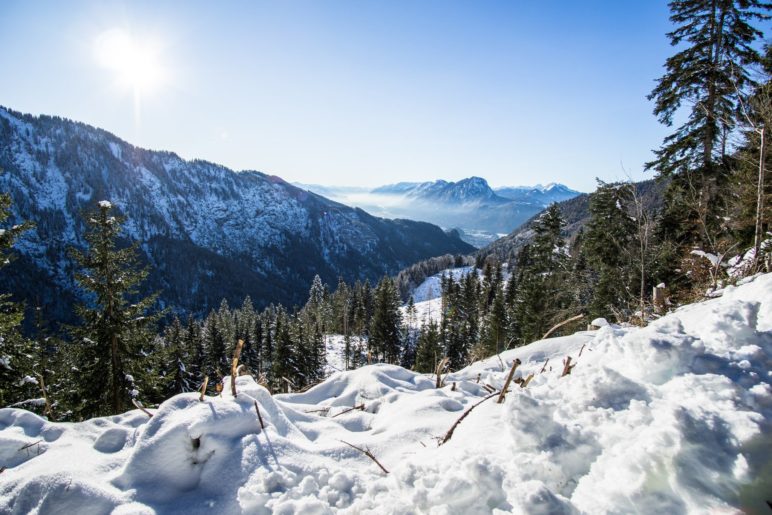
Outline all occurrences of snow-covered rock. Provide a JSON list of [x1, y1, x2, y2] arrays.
[[1, 273, 771, 514]]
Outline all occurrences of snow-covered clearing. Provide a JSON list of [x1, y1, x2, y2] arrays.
[[1, 274, 771, 514], [410, 266, 474, 303]]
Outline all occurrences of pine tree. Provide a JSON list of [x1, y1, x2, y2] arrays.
[[159, 317, 192, 397], [414, 320, 443, 373], [271, 307, 296, 392], [202, 310, 227, 388], [648, 0, 770, 175], [648, 0, 771, 272], [582, 182, 639, 319], [0, 189, 35, 409], [370, 277, 402, 363], [184, 316, 205, 384], [69, 201, 161, 417], [511, 204, 573, 343]]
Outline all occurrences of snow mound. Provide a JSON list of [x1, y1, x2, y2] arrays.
[[1, 274, 771, 513]]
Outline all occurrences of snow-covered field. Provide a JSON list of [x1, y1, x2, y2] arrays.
[[1, 274, 771, 514], [410, 266, 474, 303]]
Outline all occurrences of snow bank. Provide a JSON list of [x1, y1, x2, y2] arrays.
[[1, 274, 771, 513]]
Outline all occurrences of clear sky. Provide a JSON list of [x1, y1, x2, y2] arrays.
[[0, 1, 677, 192]]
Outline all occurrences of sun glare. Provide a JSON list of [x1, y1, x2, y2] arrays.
[[95, 28, 165, 94]]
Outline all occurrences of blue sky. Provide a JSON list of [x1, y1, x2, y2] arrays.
[[1, 1, 676, 191]]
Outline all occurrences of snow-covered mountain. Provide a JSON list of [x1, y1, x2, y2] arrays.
[[2, 272, 769, 513], [0, 107, 473, 323], [494, 182, 581, 205], [303, 177, 581, 248], [373, 176, 507, 204]]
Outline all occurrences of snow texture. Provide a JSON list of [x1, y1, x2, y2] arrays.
[[1, 274, 771, 513]]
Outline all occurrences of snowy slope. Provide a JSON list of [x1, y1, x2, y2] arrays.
[[410, 266, 475, 303], [0, 106, 472, 318], [1, 274, 770, 514]]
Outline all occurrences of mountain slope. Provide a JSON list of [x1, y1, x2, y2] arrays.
[[1, 273, 769, 513], [318, 177, 581, 247], [478, 178, 666, 263], [0, 107, 473, 324], [494, 182, 581, 205]]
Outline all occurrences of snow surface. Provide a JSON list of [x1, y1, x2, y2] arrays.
[[410, 266, 474, 303], [1, 274, 771, 513]]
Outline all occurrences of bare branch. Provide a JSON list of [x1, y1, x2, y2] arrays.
[[339, 440, 389, 474]]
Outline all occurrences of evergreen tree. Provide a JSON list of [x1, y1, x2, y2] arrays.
[[0, 189, 35, 409], [184, 315, 205, 383], [648, 0, 770, 175], [271, 307, 296, 391], [202, 310, 227, 387], [648, 0, 770, 277], [582, 182, 639, 319], [511, 204, 573, 343], [159, 317, 192, 397], [414, 320, 443, 373], [69, 201, 161, 417], [370, 277, 402, 363]]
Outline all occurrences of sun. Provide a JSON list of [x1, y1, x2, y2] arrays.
[[95, 28, 165, 94]]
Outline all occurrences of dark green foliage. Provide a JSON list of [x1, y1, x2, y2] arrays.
[[68, 202, 162, 418], [511, 204, 574, 343], [0, 190, 37, 410], [414, 320, 442, 373], [582, 182, 639, 319], [647, 0, 770, 175], [370, 277, 403, 364]]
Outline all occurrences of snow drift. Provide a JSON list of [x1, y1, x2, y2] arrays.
[[1, 274, 770, 514]]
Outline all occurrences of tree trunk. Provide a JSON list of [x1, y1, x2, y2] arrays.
[[754, 126, 767, 269]]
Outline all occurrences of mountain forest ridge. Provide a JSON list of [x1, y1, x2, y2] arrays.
[[299, 177, 581, 247], [0, 105, 474, 327]]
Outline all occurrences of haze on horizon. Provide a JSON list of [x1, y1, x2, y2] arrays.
[[0, 0, 675, 192]]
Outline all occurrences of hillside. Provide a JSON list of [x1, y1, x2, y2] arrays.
[[1, 272, 768, 513], [479, 179, 667, 263], [0, 107, 473, 325]]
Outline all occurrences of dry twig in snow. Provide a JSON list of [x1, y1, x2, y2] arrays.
[[435, 357, 450, 388], [440, 391, 499, 445], [199, 376, 209, 402], [332, 404, 365, 418], [496, 358, 522, 404], [254, 401, 265, 430], [561, 356, 576, 377], [132, 399, 153, 418], [339, 440, 389, 474], [541, 314, 584, 340], [231, 339, 245, 397]]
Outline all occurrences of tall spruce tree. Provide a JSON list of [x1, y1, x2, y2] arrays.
[[648, 0, 770, 267], [0, 189, 35, 409], [511, 204, 573, 343], [414, 320, 443, 373], [583, 182, 639, 319], [370, 277, 402, 363], [69, 201, 160, 417], [648, 0, 770, 175]]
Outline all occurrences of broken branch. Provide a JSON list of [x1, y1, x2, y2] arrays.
[[561, 356, 576, 377], [340, 440, 389, 474], [231, 339, 245, 397], [254, 400, 265, 429], [541, 314, 584, 340], [332, 404, 365, 418], [132, 399, 153, 418], [440, 391, 499, 445], [199, 376, 209, 402], [496, 358, 521, 404]]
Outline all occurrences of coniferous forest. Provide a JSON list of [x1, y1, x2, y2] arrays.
[[0, 0, 770, 427]]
